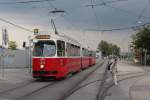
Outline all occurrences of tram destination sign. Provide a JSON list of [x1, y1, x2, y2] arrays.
[[35, 35, 50, 39]]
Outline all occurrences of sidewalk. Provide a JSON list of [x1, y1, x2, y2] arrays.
[[0, 68, 32, 95], [105, 62, 150, 100], [0, 68, 32, 84]]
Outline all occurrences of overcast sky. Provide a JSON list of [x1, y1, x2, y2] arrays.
[[0, 0, 150, 52]]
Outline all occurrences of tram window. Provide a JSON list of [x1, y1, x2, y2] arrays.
[[71, 44, 75, 56], [82, 48, 84, 56], [89, 51, 92, 56], [33, 40, 56, 57], [82, 48, 89, 56], [57, 40, 65, 56], [67, 43, 74, 56], [43, 44, 56, 57], [75, 45, 80, 56], [67, 43, 71, 56], [82, 48, 86, 56], [67, 43, 80, 56]]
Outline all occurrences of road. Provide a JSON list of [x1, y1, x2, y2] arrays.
[[0, 60, 106, 100], [0, 61, 150, 100]]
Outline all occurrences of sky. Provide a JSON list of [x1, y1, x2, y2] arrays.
[[0, 0, 150, 52]]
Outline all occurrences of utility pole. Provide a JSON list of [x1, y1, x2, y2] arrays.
[[1, 27, 5, 78], [144, 50, 147, 72], [28, 36, 32, 73], [1, 27, 3, 78]]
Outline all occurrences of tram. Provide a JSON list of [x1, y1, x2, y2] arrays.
[[81, 48, 90, 69], [32, 34, 95, 79], [89, 51, 96, 66]]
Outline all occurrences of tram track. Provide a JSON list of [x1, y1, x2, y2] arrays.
[[0, 61, 105, 100], [13, 73, 85, 100], [99, 73, 150, 100], [15, 61, 104, 100], [2, 61, 144, 100], [128, 77, 144, 100], [0, 79, 34, 95], [0, 79, 57, 100], [63, 72, 149, 100], [59, 61, 105, 100], [60, 71, 147, 97], [94, 65, 147, 100], [56, 69, 149, 100], [14, 82, 56, 100], [74, 72, 147, 93]]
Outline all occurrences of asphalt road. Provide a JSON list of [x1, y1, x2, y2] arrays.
[[0, 60, 106, 100]]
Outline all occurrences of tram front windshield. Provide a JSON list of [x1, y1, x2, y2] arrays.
[[33, 40, 56, 57]]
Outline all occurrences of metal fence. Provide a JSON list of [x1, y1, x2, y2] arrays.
[[0, 49, 30, 69]]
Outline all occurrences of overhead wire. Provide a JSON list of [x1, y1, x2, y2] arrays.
[[104, 5, 150, 19], [47, 1, 88, 46], [135, 0, 150, 23], [47, 1, 74, 31], [94, 0, 150, 20], [0, 0, 54, 4], [47, 0, 84, 32], [0, 18, 33, 33], [90, 0, 101, 28], [0, 0, 55, 33], [64, 0, 150, 32], [47, 1, 66, 32], [85, 22, 150, 32], [87, 0, 128, 32], [86, 0, 128, 7], [5, 0, 147, 33], [85, 0, 150, 31], [87, 0, 150, 20], [99, 0, 150, 22], [33, 0, 150, 33]]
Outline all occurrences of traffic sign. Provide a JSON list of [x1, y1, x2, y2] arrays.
[[34, 29, 39, 35]]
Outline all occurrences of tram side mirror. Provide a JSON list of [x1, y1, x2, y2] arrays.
[[23, 42, 26, 48]]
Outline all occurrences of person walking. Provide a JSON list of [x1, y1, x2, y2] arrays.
[[108, 57, 118, 85]]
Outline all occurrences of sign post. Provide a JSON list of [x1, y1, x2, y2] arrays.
[[34, 29, 39, 35]]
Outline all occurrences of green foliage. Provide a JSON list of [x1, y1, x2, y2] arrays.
[[131, 26, 150, 51], [98, 40, 120, 56], [8, 41, 18, 50]]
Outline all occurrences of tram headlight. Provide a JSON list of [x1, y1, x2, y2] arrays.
[[40, 65, 44, 69]]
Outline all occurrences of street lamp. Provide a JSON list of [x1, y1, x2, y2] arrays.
[[28, 35, 33, 73]]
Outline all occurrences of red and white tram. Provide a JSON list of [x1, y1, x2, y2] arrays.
[[81, 48, 90, 69], [32, 34, 96, 79], [89, 51, 96, 66]]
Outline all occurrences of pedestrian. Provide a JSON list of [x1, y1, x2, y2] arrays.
[[107, 57, 118, 85], [107, 58, 113, 71]]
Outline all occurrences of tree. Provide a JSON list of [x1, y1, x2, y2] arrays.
[[98, 40, 120, 56], [8, 41, 18, 50], [131, 25, 150, 51]]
